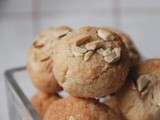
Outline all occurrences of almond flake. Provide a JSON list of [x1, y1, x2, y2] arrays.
[[85, 40, 103, 50], [103, 47, 121, 63], [33, 35, 48, 48], [72, 46, 87, 57], [84, 51, 94, 61], [54, 26, 71, 38], [74, 34, 91, 46], [97, 29, 112, 41], [137, 75, 151, 92], [69, 116, 76, 120], [96, 48, 105, 55], [109, 34, 116, 41], [113, 47, 121, 57], [33, 41, 45, 48], [102, 48, 112, 56], [104, 53, 116, 63]]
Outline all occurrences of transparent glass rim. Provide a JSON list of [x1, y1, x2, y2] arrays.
[[4, 66, 40, 120]]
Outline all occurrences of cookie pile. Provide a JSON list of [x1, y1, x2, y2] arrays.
[[27, 26, 160, 120]]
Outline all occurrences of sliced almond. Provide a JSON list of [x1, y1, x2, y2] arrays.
[[113, 47, 121, 57], [96, 48, 105, 55], [137, 75, 152, 92], [102, 48, 112, 56], [72, 46, 87, 57], [104, 47, 121, 63], [54, 26, 71, 38], [97, 29, 112, 41], [69, 116, 76, 120], [84, 51, 94, 61], [85, 40, 103, 50], [74, 34, 91, 46], [33, 40, 45, 48], [33, 35, 48, 48], [109, 34, 116, 41], [104, 53, 116, 63]]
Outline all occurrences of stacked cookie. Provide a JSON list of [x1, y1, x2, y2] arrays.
[[27, 26, 160, 120]]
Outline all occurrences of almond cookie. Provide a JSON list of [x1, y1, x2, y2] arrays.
[[44, 96, 122, 120], [52, 26, 130, 98], [32, 92, 60, 118], [138, 58, 160, 76], [104, 74, 160, 120], [27, 26, 72, 93]]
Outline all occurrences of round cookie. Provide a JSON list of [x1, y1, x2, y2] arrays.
[[52, 26, 130, 98], [44, 96, 122, 120], [32, 92, 60, 118], [138, 58, 160, 76], [27, 26, 72, 93], [104, 75, 160, 120]]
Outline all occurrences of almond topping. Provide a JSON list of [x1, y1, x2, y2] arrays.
[[33, 40, 45, 48], [102, 48, 112, 56], [72, 46, 87, 57], [97, 29, 112, 41], [74, 34, 91, 46], [84, 51, 94, 61], [54, 26, 71, 38], [104, 53, 116, 63], [103, 47, 121, 63], [137, 75, 151, 93], [96, 48, 105, 55], [85, 41, 103, 50], [69, 116, 76, 120]]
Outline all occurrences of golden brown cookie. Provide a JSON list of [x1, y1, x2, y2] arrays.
[[138, 58, 160, 76], [52, 26, 130, 98], [31, 92, 60, 118], [44, 96, 122, 120], [104, 74, 160, 120], [27, 26, 72, 93], [27, 47, 61, 93]]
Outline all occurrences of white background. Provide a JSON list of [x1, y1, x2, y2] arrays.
[[1, 0, 160, 119]]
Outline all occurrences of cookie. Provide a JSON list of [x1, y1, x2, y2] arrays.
[[27, 47, 61, 93], [44, 96, 121, 120], [52, 26, 130, 98], [104, 74, 160, 120], [32, 92, 60, 118], [27, 26, 72, 93]]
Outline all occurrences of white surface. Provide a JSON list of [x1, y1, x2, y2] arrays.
[[0, 0, 160, 119]]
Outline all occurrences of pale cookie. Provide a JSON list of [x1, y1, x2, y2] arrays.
[[27, 26, 72, 93], [104, 75, 160, 120], [27, 47, 61, 93], [52, 26, 130, 98]]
